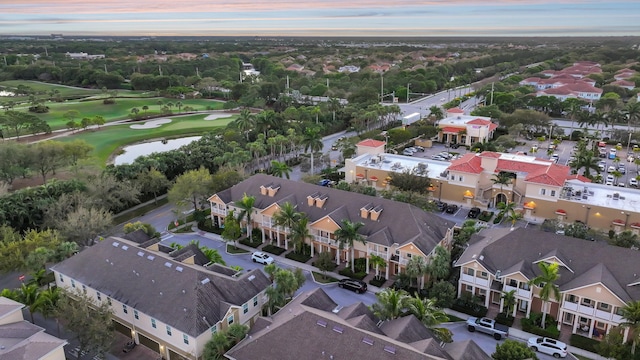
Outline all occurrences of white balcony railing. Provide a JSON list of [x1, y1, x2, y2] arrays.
[[461, 274, 489, 287], [314, 235, 338, 246], [595, 309, 615, 321], [504, 284, 532, 298], [211, 207, 227, 216], [578, 304, 595, 316], [563, 301, 578, 312], [368, 250, 389, 260]]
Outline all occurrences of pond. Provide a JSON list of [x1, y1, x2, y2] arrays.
[[113, 136, 201, 165]]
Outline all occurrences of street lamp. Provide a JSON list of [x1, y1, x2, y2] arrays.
[[626, 132, 633, 156], [407, 83, 411, 103]]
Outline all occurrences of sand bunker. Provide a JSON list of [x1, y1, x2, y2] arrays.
[[204, 113, 233, 121], [130, 118, 172, 129]]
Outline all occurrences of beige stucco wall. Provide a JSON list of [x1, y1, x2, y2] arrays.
[[41, 347, 67, 360], [567, 284, 625, 307], [0, 308, 24, 324]]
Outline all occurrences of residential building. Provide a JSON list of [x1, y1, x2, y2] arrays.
[[51, 237, 271, 360], [225, 288, 491, 360], [208, 174, 455, 279], [434, 109, 497, 146], [0, 296, 67, 360], [455, 227, 640, 340], [64, 52, 105, 60], [610, 79, 635, 90], [614, 68, 636, 80], [537, 82, 603, 102]]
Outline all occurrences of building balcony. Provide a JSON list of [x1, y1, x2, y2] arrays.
[[211, 208, 227, 216], [504, 284, 532, 298], [368, 250, 389, 260], [562, 301, 601, 318], [461, 273, 490, 287], [314, 235, 338, 246]]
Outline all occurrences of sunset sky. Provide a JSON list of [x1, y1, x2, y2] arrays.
[[1, 0, 639, 37]]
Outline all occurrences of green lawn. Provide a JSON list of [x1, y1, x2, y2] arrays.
[[11, 97, 225, 130], [57, 113, 236, 165], [0, 80, 153, 102]]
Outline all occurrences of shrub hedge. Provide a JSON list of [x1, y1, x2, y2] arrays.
[[239, 237, 262, 248], [369, 277, 386, 287], [569, 334, 599, 353], [495, 312, 515, 327], [262, 244, 286, 256], [520, 317, 560, 339], [285, 252, 311, 263], [338, 268, 367, 280], [450, 298, 488, 318]]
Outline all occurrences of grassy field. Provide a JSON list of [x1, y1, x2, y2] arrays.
[[57, 113, 236, 165], [9, 97, 225, 130], [0, 80, 154, 101]]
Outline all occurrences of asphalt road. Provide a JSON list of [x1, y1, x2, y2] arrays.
[[395, 86, 474, 124]]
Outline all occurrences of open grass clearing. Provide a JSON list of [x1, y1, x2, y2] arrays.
[[10, 97, 225, 130], [57, 113, 236, 166], [0, 80, 153, 100], [312, 271, 339, 284], [227, 244, 249, 254]]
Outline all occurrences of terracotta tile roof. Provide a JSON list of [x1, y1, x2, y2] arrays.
[[612, 80, 635, 87], [524, 164, 571, 186], [467, 119, 492, 125], [447, 108, 464, 113], [566, 174, 592, 183], [496, 158, 550, 173], [441, 126, 465, 133], [448, 153, 483, 174], [479, 151, 501, 158], [357, 139, 386, 148]]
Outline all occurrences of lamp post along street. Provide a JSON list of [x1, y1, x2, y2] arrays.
[[627, 132, 632, 156], [407, 83, 411, 103]]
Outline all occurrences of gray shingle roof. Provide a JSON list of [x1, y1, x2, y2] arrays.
[[456, 228, 640, 303], [443, 339, 492, 360], [51, 237, 271, 337], [215, 174, 454, 255]]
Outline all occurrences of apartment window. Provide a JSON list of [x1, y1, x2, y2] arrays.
[[166, 325, 172, 336], [59, 274, 64, 283], [478, 271, 488, 279], [211, 325, 217, 334], [253, 296, 258, 307], [550, 190, 556, 197], [96, 292, 101, 301], [508, 279, 517, 287], [243, 304, 249, 314], [71, 279, 76, 288], [227, 315, 234, 325], [597, 302, 610, 311], [82, 285, 87, 294], [540, 189, 547, 195], [581, 298, 594, 307], [566, 294, 577, 303], [183, 334, 189, 345], [518, 282, 530, 291], [458, 176, 464, 182], [134, 310, 139, 320], [151, 318, 156, 328], [122, 305, 128, 314], [107, 297, 112, 306], [478, 289, 487, 296], [466, 268, 475, 276]]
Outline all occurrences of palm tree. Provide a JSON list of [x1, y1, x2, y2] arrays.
[[16, 283, 40, 323], [209, 330, 230, 357], [235, 193, 256, 237], [624, 102, 640, 131], [265, 286, 284, 316], [201, 247, 226, 266], [428, 246, 451, 286], [621, 300, 640, 354], [33, 287, 61, 334], [255, 110, 275, 137], [570, 149, 600, 179], [528, 262, 561, 329], [497, 201, 517, 223], [334, 220, 366, 272], [370, 254, 387, 280], [235, 109, 256, 140], [272, 202, 300, 247], [300, 128, 323, 175], [491, 172, 513, 204], [288, 216, 311, 254], [501, 289, 516, 316], [371, 288, 411, 321], [406, 255, 429, 289], [429, 105, 444, 121], [506, 211, 523, 229], [227, 323, 249, 345], [406, 295, 451, 342], [270, 160, 291, 179]]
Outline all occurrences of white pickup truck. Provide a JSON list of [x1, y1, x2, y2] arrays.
[[466, 317, 509, 340]]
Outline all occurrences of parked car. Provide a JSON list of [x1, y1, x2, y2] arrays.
[[251, 251, 275, 265], [414, 146, 425, 152], [618, 164, 626, 174], [450, 143, 461, 149], [550, 153, 559, 163], [338, 279, 367, 294], [609, 149, 617, 159], [532, 143, 539, 151], [318, 179, 334, 187], [467, 207, 481, 219], [403, 149, 414, 156], [527, 337, 567, 358], [598, 161, 606, 172], [431, 155, 446, 161], [433, 201, 447, 212], [445, 204, 459, 214], [608, 166, 616, 173], [630, 178, 638, 187], [466, 317, 509, 340]]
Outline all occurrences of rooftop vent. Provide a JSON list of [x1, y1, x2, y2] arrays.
[[176, 266, 183, 272], [201, 278, 210, 285], [137, 251, 144, 257], [362, 337, 374, 346], [146, 255, 155, 261], [112, 242, 120, 247], [316, 320, 327, 327], [248, 275, 256, 281], [332, 305, 343, 314], [121, 245, 129, 251], [332, 326, 344, 334], [384, 345, 396, 354], [164, 262, 172, 268]]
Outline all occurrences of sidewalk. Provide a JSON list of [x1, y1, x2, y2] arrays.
[[443, 308, 609, 360]]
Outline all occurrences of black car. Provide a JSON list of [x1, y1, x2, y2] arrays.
[[445, 204, 459, 214], [338, 279, 368, 294], [450, 143, 460, 149], [431, 200, 447, 212], [467, 207, 481, 218]]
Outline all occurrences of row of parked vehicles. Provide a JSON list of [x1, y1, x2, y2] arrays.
[[402, 146, 425, 156]]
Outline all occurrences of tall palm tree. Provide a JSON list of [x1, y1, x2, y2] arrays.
[[501, 289, 516, 316], [289, 216, 311, 254], [235, 193, 256, 237], [497, 201, 517, 223], [406, 295, 451, 342], [370, 254, 387, 280], [235, 109, 256, 141], [427, 245, 451, 286], [265, 285, 284, 316], [406, 255, 429, 289], [371, 288, 411, 321], [16, 283, 40, 323], [334, 220, 366, 272], [255, 110, 275, 137], [301, 128, 323, 175], [429, 105, 444, 121], [624, 102, 640, 131], [33, 287, 61, 334], [491, 172, 513, 204], [270, 160, 291, 179], [621, 300, 640, 354], [570, 149, 599, 179], [528, 262, 561, 329], [272, 202, 300, 247]]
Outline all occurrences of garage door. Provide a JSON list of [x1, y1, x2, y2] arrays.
[[113, 320, 131, 337], [169, 349, 188, 360], [138, 333, 160, 353]]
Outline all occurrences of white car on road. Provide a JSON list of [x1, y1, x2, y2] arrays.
[[251, 251, 275, 265], [527, 337, 568, 358]]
